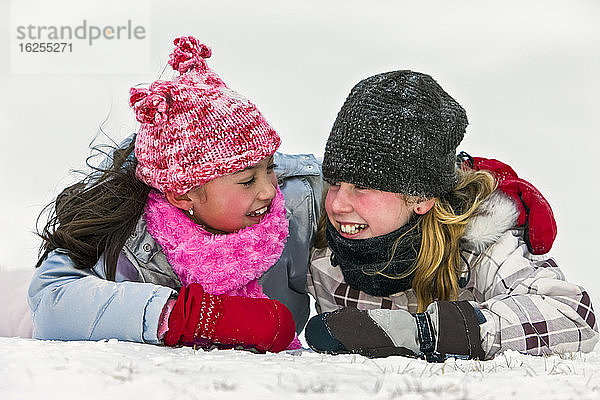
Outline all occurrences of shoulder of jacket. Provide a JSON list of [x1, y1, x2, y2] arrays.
[[274, 152, 322, 181], [276, 152, 324, 219]]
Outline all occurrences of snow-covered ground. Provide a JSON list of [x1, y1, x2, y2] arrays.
[[2, 337, 599, 400]]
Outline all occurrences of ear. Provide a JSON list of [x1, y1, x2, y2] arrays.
[[165, 191, 193, 211], [414, 198, 436, 215]]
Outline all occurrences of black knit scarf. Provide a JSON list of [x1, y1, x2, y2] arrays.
[[325, 216, 423, 297]]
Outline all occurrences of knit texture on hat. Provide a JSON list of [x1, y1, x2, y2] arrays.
[[131, 36, 280, 194], [322, 70, 467, 198]]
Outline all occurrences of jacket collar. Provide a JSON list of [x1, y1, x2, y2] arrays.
[[461, 190, 520, 253], [124, 215, 160, 264]]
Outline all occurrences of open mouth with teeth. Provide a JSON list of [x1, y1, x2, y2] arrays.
[[339, 223, 368, 235], [246, 205, 269, 218]]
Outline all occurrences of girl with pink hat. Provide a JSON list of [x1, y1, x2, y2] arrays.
[[24, 36, 324, 352]]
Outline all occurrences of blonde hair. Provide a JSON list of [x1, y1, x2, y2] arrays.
[[315, 168, 496, 312]]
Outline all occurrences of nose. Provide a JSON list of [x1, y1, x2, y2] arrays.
[[328, 183, 353, 214], [256, 174, 277, 201]]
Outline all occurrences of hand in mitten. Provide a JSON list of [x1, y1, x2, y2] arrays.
[[305, 307, 420, 358], [305, 301, 485, 361], [459, 153, 557, 254], [163, 283, 295, 353]]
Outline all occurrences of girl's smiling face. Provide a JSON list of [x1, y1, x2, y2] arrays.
[[325, 182, 434, 239], [168, 155, 277, 234]]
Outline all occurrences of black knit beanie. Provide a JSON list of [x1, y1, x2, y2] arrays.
[[322, 70, 467, 198]]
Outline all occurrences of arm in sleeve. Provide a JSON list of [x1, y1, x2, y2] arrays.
[[466, 230, 598, 358], [28, 250, 176, 344]]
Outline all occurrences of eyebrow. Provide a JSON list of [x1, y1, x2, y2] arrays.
[[232, 156, 275, 174]]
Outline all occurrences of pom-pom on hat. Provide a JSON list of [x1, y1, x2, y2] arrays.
[[130, 36, 281, 195]]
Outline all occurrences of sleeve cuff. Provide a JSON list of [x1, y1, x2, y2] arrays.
[[434, 301, 486, 360], [142, 286, 177, 344]]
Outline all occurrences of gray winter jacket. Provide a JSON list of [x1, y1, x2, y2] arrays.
[[307, 191, 598, 359], [29, 151, 323, 343]]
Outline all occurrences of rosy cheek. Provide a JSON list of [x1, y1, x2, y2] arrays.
[[358, 193, 403, 234], [354, 195, 379, 217]]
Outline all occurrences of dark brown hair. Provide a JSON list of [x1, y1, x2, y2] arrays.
[[35, 136, 150, 280]]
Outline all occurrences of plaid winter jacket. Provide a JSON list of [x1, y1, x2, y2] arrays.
[[307, 191, 598, 359]]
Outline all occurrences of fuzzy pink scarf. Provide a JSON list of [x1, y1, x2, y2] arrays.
[[144, 186, 301, 349]]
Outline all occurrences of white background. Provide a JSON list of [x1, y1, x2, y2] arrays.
[[0, 0, 599, 309]]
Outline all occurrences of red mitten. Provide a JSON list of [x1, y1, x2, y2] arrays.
[[462, 154, 557, 255], [164, 283, 295, 353]]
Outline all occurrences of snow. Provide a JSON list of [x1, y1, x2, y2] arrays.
[[2, 337, 599, 399]]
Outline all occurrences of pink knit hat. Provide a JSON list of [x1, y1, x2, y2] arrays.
[[130, 36, 281, 194]]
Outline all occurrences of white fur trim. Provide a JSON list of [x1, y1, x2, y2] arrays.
[[461, 191, 520, 253]]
